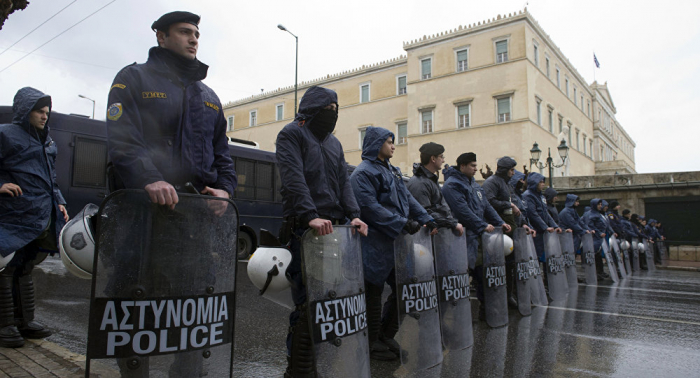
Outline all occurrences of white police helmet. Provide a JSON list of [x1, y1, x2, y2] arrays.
[[503, 235, 514, 256], [59, 203, 99, 279], [638, 242, 646, 252], [621, 240, 631, 250], [0, 252, 15, 270], [247, 246, 292, 294]]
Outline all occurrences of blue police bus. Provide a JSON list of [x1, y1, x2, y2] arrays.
[[0, 106, 282, 259]]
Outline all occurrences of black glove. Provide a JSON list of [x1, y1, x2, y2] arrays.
[[403, 220, 421, 235], [426, 221, 438, 234]]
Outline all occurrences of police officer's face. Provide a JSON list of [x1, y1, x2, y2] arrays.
[[508, 167, 515, 178], [159, 23, 199, 60], [460, 161, 478, 178], [378, 136, 395, 160], [596, 202, 603, 210], [537, 181, 546, 192], [29, 106, 49, 130]]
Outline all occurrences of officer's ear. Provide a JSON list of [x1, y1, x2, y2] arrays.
[[156, 27, 170, 47]]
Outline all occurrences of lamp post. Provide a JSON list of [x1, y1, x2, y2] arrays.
[[78, 94, 95, 119], [277, 24, 298, 116], [529, 140, 570, 187]]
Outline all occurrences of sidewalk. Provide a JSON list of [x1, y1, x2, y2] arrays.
[[0, 339, 117, 378]]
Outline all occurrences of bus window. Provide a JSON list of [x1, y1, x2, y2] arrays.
[[236, 158, 255, 200], [256, 162, 274, 201], [72, 137, 108, 188]]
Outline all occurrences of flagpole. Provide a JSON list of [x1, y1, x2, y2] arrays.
[[593, 52, 596, 82]]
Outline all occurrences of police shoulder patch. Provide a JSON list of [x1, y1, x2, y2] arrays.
[[107, 103, 123, 121], [609, 214, 615, 219], [110, 83, 126, 91]]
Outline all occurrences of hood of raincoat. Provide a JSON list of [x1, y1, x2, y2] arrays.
[[526, 172, 545, 192], [590, 198, 602, 213], [564, 194, 578, 208], [443, 165, 466, 182], [544, 187, 558, 204], [295, 85, 338, 123], [12, 87, 52, 136], [495, 156, 517, 178], [361, 126, 394, 162]]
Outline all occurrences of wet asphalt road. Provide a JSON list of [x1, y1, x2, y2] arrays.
[[33, 257, 700, 377]]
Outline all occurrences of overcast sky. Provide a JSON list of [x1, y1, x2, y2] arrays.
[[1, 0, 698, 173]]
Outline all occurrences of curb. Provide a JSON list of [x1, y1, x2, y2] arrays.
[[656, 265, 700, 272]]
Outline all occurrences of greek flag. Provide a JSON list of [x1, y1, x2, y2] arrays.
[[594, 54, 600, 68]]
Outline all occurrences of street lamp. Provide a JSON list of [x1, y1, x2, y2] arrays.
[[277, 24, 298, 116], [529, 140, 570, 187], [78, 94, 95, 119]]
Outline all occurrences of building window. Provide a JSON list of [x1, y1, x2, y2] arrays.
[[536, 98, 542, 126], [558, 115, 563, 133], [580, 95, 584, 110], [456, 104, 470, 129], [497, 97, 511, 123], [533, 43, 539, 67], [576, 129, 580, 150], [556, 68, 560, 88], [359, 127, 368, 149], [397, 122, 407, 145], [421, 58, 432, 80], [546, 57, 550, 78], [421, 110, 433, 133], [583, 135, 587, 155], [548, 108, 554, 133], [590, 140, 593, 157], [573, 87, 577, 105], [456, 49, 468, 72], [567, 122, 572, 146], [397, 75, 407, 95], [565, 78, 569, 97], [227, 115, 234, 132], [496, 40, 508, 63], [249, 110, 257, 126], [587, 101, 590, 117], [360, 83, 370, 103], [276, 104, 284, 121]]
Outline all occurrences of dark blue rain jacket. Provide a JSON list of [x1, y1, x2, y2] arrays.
[[0, 87, 66, 257], [350, 127, 431, 286], [586, 199, 610, 251], [559, 194, 588, 250], [442, 166, 503, 269], [106, 47, 236, 195], [645, 220, 661, 240], [620, 217, 640, 240], [276, 86, 360, 225], [509, 170, 530, 227], [522, 172, 558, 261], [606, 209, 625, 238]]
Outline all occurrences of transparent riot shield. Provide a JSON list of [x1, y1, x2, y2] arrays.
[[525, 233, 548, 306], [601, 240, 619, 283], [632, 237, 641, 272], [433, 228, 473, 351], [86, 190, 239, 378], [644, 240, 656, 272], [622, 243, 633, 274], [658, 241, 669, 267], [301, 226, 370, 378], [544, 232, 568, 301], [482, 229, 508, 328], [609, 235, 627, 279], [558, 233, 579, 290], [394, 228, 443, 373], [512, 228, 532, 316], [581, 233, 597, 285]]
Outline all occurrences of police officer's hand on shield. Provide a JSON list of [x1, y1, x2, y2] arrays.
[[484, 224, 495, 233], [426, 220, 438, 236], [309, 218, 334, 236], [454, 223, 464, 236], [145, 181, 179, 209], [501, 223, 511, 233], [403, 220, 421, 235], [201, 186, 230, 217], [350, 217, 368, 237], [565, 228, 573, 233], [555, 227, 563, 234]]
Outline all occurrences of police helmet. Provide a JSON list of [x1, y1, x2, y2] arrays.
[[0, 252, 15, 271], [503, 235, 514, 256], [620, 240, 631, 250], [638, 242, 646, 252], [59, 203, 99, 279], [247, 247, 292, 294]]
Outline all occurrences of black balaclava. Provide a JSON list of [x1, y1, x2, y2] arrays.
[[308, 107, 338, 140]]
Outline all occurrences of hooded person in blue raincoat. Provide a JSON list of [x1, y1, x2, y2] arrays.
[[509, 170, 531, 228], [558, 194, 591, 253], [0, 87, 69, 348], [350, 126, 435, 361], [441, 152, 510, 319], [522, 172, 561, 263], [585, 198, 612, 279]]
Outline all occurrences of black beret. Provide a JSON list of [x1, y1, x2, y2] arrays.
[[622, 209, 631, 215], [419, 142, 444, 157], [151, 11, 200, 32], [456, 152, 477, 167]]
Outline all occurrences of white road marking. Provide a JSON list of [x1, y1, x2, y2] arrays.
[[541, 305, 700, 326], [585, 284, 700, 297]]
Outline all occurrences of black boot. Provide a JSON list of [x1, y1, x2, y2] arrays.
[[16, 272, 51, 339], [0, 267, 24, 348], [286, 306, 316, 377]]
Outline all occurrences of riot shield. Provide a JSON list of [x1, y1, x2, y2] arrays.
[[631, 237, 641, 272], [394, 228, 443, 372], [558, 233, 579, 290], [622, 243, 633, 274], [644, 240, 656, 272], [301, 226, 370, 378], [525, 234, 548, 306], [544, 232, 568, 301], [482, 229, 508, 328], [609, 235, 628, 279], [86, 190, 239, 378], [433, 228, 473, 351], [512, 228, 532, 316], [581, 233, 597, 285], [601, 240, 619, 283], [658, 241, 669, 267]]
